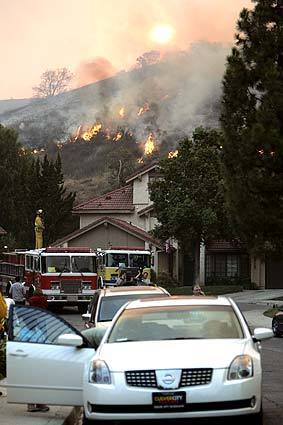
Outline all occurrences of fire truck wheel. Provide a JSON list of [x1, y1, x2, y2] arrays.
[[78, 304, 88, 314]]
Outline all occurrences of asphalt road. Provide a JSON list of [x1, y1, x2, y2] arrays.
[[60, 305, 283, 425]]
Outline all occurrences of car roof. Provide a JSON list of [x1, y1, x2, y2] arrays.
[[100, 285, 167, 297], [124, 295, 233, 309]]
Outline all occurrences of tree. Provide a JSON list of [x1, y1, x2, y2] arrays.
[[221, 0, 283, 255], [36, 154, 76, 245], [0, 125, 34, 247], [150, 128, 229, 284], [0, 125, 76, 248], [106, 130, 140, 188], [33, 67, 73, 98], [136, 51, 161, 68]]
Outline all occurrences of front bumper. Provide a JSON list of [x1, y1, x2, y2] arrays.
[[43, 290, 94, 303], [84, 368, 262, 420]]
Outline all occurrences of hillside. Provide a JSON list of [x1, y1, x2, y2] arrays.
[[0, 43, 228, 203], [0, 98, 31, 115]]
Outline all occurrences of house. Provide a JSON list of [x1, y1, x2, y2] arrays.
[[52, 163, 173, 278], [53, 162, 253, 285]]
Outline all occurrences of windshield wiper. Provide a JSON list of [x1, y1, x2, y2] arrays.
[[163, 337, 204, 340]]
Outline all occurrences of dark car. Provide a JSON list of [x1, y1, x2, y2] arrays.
[[272, 307, 283, 337]]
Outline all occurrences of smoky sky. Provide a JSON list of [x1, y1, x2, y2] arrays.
[[0, 0, 251, 99]]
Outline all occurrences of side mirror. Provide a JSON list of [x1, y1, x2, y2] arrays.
[[253, 328, 273, 341], [82, 313, 91, 321], [57, 333, 83, 347]]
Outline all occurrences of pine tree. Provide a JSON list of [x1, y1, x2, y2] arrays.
[[36, 154, 76, 245], [0, 125, 34, 247], [222, 0, 283, 255]]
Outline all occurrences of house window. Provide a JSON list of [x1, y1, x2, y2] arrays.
[[227, 255, 239, 277], [215, 255, 226, 278], [205, 253, 248, 282]]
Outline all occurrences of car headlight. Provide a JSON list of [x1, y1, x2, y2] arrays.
[[228, 355, 253, 380], [89, 359, 111, 384]]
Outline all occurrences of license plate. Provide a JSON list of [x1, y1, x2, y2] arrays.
[[152, 391, 186, 410], [67, 295, 77, 301]]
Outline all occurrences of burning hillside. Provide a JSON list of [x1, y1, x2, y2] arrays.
[[0, 43, 227, 201], [0, 43, 227, 150], [64, 99, 164, 158]]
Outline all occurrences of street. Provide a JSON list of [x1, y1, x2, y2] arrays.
[[60, 304, 283, 425]]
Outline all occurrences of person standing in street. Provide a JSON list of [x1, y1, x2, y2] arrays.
[[28, 288, 48, 309], [26, 287, 49, 412], [10, 278, 26, 305]]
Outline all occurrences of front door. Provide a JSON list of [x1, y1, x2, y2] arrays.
[[7, 305, 94, 406]]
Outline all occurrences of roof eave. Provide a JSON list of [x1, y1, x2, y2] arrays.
[[125, 163, 158, 183], [73, 208, 134, 214]]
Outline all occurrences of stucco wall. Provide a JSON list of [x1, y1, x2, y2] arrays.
[[68, 223, 145, 250], [133, 174, 150, 205], [250, 255, 265, 289], [80, 213, 134, 229]]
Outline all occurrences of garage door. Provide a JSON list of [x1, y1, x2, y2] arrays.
[[266, 258, 283, 289]]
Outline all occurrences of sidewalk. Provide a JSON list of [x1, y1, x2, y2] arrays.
[[0, 378, 80, 425], [225, 289, 283, 306], [227, 289, 283, 328]]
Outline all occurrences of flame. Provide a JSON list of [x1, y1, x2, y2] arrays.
[[119, 107, 125, 118], [113, 132, 123, 141], [137, 103, 150, 116], [74, 125, 82, 141], [137, 157, 144, 164], [81, 123, 102, 141], [168, 150, 178, 158], [144, 133, 156, 155]]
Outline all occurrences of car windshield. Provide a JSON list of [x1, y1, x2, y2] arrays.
[[98, 293, 166, 322], [108, 305, 244, 342]]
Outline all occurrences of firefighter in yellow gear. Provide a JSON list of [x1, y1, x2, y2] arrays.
[[35, 209, 44, 249]]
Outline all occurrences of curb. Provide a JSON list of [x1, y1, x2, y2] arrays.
[[63, 407, 82, 425]]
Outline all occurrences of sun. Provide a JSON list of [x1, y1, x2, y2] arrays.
[[150, 24, 174, 44]]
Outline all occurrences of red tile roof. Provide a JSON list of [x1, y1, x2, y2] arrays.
[[73, 185, 134, 212], [206, 240, 246, 252], [51, 216, 163, 249]]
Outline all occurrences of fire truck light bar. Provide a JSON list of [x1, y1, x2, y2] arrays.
[[46, 247, 94, 253]]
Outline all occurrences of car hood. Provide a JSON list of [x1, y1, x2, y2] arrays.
[[98, 339, 251, 371]]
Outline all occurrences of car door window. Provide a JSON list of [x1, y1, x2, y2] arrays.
[[9, 305, 89, 346]]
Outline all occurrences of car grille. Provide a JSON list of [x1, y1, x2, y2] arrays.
[[125, 368, 213, 388], [60, 280, 81, 293], [180, 368, 213, 386], [125, 370, 157, 387]]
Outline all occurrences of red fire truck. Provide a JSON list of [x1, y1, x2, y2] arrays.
[[0, 247, 98, 312]]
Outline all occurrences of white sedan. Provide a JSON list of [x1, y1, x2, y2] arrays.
[[6, 296, 273, 424]]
